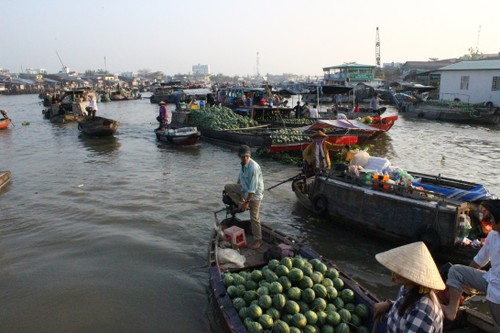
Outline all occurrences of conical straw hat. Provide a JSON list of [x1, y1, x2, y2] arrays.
[[375, 241, 445, 290]]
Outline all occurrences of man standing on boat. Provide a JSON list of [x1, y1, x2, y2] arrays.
[[293, 101, 303, 119], [370, 93, 382, 113], [88, 95, 97, 118], [224, 145, 265, 250]]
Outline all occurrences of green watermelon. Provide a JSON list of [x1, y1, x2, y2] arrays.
[[311, 271, 324, 284], [269, 281, 283, 295], [289, 327, 301, 333], [268, 259, 280, 271], [335, 322, 350, 333], [333, 277, 344, 290], [251, 270, 263, 282], [259, 313, 274, 329], [246, 321, 263, 333], [321, 278, 334, 287], [311, 297, 327, 311], [350, 313, 362, 327], [340, 289, 355, 303], [287, 287, 302, 301], [325, 311, 341, 326], [273, 319, 290, 333], [292, 256, 305, 269], [304, 310, 318, 325], [227, 285, 238, 298], [338, 308, 351, 323], [332, 296, 344, 309], [246, 280, 258, 291], [285, 300, 300, 315], [298, 301, 310, 313], [257, 286, 269, 296], [313, 284, 328, 299], [258, 295, 273, 309], [301, 288, 316, 304], [281, 257, 293, 270], [344, 303, 356, 312], [357, 326, 370, 333], [239, 306, 249, 320], [303, 324, 318, 333], [279, 276, 292, 290], [236, 285, 246, 297], [326, 286, 338, 300], [223, 274, 234, 287], [298, 276, 314, 289], [325, 268, 339, 280], [314, 262, 328, 274], [300, 265, 313, 277], [291, 313, 307, 329], [266, 307, 281, 320], [355, 303, 370, 318], [276, 265, 290, 277], [248, 303, 263, 320], [320, 324, 334, 333], [273, 294, 287, 310], [243, 290, 259, 303], [325, 303, 337, 313], [232, 297, 246, 311], [288, 268, 304, 283], [316, 310, 327, 326]]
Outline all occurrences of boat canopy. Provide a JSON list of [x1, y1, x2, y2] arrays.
[[180, 88, 212, 96], [299, 119, 382, 132]]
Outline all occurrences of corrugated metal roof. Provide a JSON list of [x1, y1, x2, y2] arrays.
[[323, 63, 376, 70], [439, 60, 500, 71]]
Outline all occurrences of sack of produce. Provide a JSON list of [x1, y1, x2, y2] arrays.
[[349, 150, 370, 167]]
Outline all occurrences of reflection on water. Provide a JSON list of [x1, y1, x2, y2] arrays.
[[79, 135, 121, 155]]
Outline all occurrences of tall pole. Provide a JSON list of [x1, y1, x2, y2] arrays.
[[104, 56, 107, 72], [375, 27, 381, 67]]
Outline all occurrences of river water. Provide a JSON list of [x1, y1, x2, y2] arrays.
[[0, 94, 499, 332]]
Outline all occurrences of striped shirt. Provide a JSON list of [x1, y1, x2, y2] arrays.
[[387, 286, 443, 333]]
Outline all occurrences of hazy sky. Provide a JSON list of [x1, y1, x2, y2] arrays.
[[2, 0, 499, 76]]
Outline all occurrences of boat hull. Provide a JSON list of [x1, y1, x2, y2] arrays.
[[0, 170, 11, 191], [0, 118, 11, 129], [292, 173, 481, 263], [403, 103, 500, 125], [155, 128, 201, 145], [78, 117, 120, 137]]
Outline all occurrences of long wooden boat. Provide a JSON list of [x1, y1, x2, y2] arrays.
[[77, 116, 120, 137], [109, 89, 141, 101], [155, 127, 201, 145], [0, 118, 11, 129], [0, 170, 11, 191], [291, 169, 496, 264], [208, 209, 496, 332], [401, 101, 500, 125], [209, 212, 379, 333]]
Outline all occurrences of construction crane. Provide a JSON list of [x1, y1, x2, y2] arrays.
[[55, 50, 68, 74], [375, 27, 381, 66]]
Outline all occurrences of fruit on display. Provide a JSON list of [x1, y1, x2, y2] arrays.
[[222, 256, 371, 332]]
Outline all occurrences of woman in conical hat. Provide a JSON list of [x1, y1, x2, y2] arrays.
[[442, 199, 500, 330], [302, 129, 336, 175], [373, 241, 445, 333]]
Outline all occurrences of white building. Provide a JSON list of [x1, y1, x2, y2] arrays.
[[437, 60, 500, 107], [192, 64, 210, 75]]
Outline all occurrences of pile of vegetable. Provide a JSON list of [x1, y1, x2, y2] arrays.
[[222, 256, 371, 333], [187, 106, 259, 130], [278, 119, 315, 126], [423, 100, 476, 112], [271, 129, 309, 144]]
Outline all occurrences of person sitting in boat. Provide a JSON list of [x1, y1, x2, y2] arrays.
[[303, 130, 336, 176], [352, 102, 360, 113], [1, 109, 8, 119], [157, 101, 168, 130], [87, 95, 97, 118], [373, 241, 445, 333], [308, 104, 320, 119], [441, 199, 500, 330], [333, 110, 347, 119]]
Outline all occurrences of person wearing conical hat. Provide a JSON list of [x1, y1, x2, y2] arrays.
[[373, 241, 445, 332], [303, 129, 336, 176], [442, 199, 500, 330], [157, 101, 168, 130]]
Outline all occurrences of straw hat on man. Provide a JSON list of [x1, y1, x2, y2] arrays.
[[373, 241, 445, 332]]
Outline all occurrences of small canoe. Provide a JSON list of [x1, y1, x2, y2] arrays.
[[155, 127, 201, 145], [0, 118, 11, 129], [78, 116, 120, 137], [0, 170, 12, 191]]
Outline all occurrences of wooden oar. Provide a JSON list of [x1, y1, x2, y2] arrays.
[[267, 173, 303, 191]]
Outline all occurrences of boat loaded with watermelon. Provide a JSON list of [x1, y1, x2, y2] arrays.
[[209, 195, 496, 332]]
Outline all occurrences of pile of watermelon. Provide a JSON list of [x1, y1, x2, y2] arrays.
[[222, 256, 371, 333]]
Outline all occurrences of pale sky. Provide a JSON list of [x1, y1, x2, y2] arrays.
[[2, 0, 499, 76]]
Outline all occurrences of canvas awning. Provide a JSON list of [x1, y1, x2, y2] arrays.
[[299, 119, 381, 132]]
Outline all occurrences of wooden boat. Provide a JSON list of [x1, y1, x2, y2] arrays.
[[291, 168, 496, 264], [109, 88, 141, 101], [209, 208, 496, 333], [209, 210, 379, 333], [400, 100, 500, 125], [0, 117, 11, 129], [0, 170, 11, 191], [77, 116, 120, 137], [42, 89, 95, 123], [155, 127, 201, 145]]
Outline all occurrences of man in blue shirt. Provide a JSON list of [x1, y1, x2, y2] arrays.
[[224, 145, 265, 249]]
